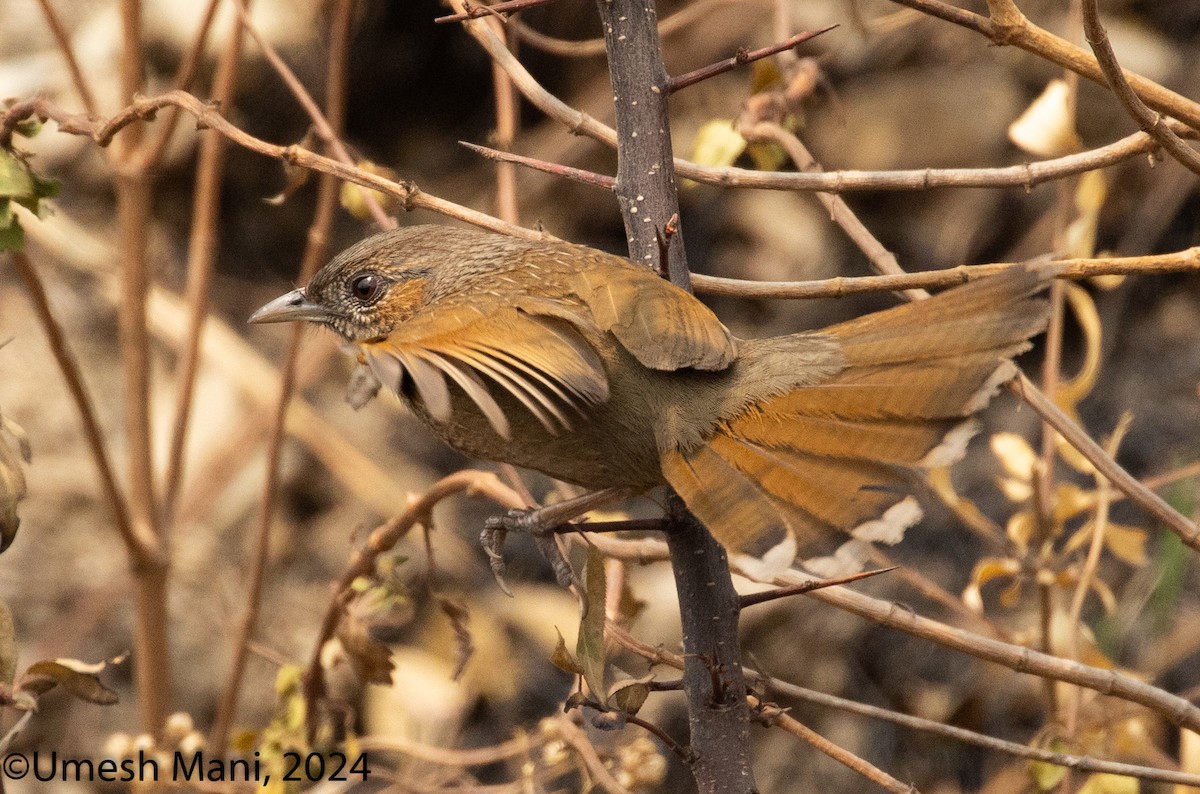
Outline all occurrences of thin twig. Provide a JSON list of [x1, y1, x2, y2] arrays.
[[435, 0, 561, 24], [1065, 416, 1130, 739], [584, 533, 1200, 733], [608, 617, 1200, 787], [554, 715, 633, 794], [1, 92, 537, 239], [301, 471, 526, 732], [1079, 0, 1200, 174], [765, 679, 1200, 787], [740, 119, 925, 300], [163, 0, 252, 521], [461, 141, 616, 189], [445, 16, 1200, 195], [665, 27, 836, 94], [1011, 374, 1199, 553], [136, 0, 222, 170], [688, 248, 1200, 298], [7, 251, 149, 561], [230, 0, 393, 229], [752, 697, 918, 794], [210, 0, 355, 754], [34, 0, 98, 115]]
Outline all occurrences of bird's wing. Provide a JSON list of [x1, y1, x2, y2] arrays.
[[359, 303, 608, 440], [569, 264, 737, 372]]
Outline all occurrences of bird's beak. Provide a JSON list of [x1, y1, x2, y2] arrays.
[[249, 289, 337, 324]]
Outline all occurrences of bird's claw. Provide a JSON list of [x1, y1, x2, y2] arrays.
[[480, 508, 580, 594], [480, 523, 513, 598]]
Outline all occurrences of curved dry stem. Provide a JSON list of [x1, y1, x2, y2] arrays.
[[301, 470, 526, 730], [1, 92, 538, 239]]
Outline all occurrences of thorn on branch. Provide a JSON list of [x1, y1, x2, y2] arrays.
[[665, 26, 838, 95], [654, 214, 680, 278], [738, 567, 897, 609], [459, 141, 616, 191]]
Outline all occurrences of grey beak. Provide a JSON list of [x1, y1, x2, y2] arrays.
[[249, 289, 336, 324]]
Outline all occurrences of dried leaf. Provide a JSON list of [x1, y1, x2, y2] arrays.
[[336, 612, 394, 686], [1029, 753, 1068, 790], [1006, 510, 1036, 554], [690, 120, 747, 170], [1056, 283, 1103, 414], [1007, 79, 1081, 157], [576, 545, 608, 707], [435, 596, 473, 682], [1103, 522, 1149, 567], [20, 654, 127, 705], [1062, 171, 1107, 260], [998, 477, 1033, 503], [550, 628, 584, 676], [339, 160, 400, 221], [963, 557, 1022, 612], [264, 128, 316, 206], [991, 432, 1037, 481], [1180, 729, 1200, 780], [0, 407, 30, 553], [1076, 772, 1137, 794], [1053, 482, 1097, 525], [0, 600, 14, 687], [607, 674, 652, 716]]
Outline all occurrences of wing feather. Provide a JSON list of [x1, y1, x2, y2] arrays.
[[362, 303, 608, 438]]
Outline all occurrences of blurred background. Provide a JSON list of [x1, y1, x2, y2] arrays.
[[1, 0, 1198, 791]]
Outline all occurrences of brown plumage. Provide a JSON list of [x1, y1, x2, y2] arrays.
[[251, 225, 1055, 577]]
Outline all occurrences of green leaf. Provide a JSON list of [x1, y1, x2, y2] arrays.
[[0, 148, 59, 252], [576, 545, 608, 706], [14, 118, 43, 139]]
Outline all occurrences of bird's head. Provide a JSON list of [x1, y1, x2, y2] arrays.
[[249, 228, 436, 342]]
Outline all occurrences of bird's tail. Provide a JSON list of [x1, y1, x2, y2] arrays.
[[662, 263, 1057, 579]]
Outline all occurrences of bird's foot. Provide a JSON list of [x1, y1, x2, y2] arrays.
[[481, 508, 580, 595], [479, 489, 632, 596]]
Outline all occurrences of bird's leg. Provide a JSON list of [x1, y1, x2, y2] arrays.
[[481, 487, 632, 594]]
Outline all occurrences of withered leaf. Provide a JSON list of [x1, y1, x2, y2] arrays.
[[336, 612, 394, 686], [607, 673, 652, 716], [0, 600, 15, 687], [576, 545, 608, 707], [20, 653, 127, 705], [549, 628, 584, 676]]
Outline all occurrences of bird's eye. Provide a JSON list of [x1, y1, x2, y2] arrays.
[[348, 272, 385, 304]]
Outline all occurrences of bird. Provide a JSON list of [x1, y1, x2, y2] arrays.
[[251, 224, 1054, 579]]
